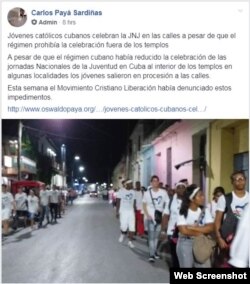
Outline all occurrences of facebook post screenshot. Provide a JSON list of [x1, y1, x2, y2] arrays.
[[0, 1, 249, 284]]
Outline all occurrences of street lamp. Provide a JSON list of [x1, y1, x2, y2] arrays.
[[61, 144, 66, 189], [71, 155, 81, 187], [17, 121, 23, 180], [79, 166, 84, 172]]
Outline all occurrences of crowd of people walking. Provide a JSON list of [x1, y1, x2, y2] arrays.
[[2, 171, 249, 269], [112, 170, 249, 268], [2, 184, 77, 236]]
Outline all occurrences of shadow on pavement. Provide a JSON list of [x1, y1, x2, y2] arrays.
[[131, 246, 169, 271], [9, 231, 33, 244]]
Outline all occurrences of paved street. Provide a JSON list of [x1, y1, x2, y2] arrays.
[[2, 195, 169, 283]]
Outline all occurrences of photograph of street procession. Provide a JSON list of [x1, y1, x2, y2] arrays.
[[1, 119, 249, 283]]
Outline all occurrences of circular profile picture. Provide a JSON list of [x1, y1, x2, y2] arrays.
[[8, 7, 27, 27]]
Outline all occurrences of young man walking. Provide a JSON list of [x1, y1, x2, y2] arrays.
[[215, 170, 249, 266], [116, 180, 136, 248], [143, 175, 169, 262]]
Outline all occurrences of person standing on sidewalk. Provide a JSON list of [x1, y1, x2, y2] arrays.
[[39, 185, 51, 228], [27, 190, 39, 230], [116, 180, 136, 248], [2, 184, 16, 235], [15, 187, 28, 228], [49, 185, 60, 223], [143, 175, 170, 262]]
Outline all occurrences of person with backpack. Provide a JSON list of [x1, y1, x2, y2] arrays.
[[176, 184, 214, 268], [214, 170, 249, 267]]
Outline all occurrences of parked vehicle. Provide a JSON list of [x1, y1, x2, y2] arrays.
[[89, 190, 98, 197]]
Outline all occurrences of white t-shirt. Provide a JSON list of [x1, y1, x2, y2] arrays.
[[2, 192, 14, 210], [229, 204, 250, 268], [143, 188, 169, 220], [216, 191, 249, 219], [39, 190, 50, 206], [117, 188, 136, 213], [15, 192, 28, 211], [27, 195, 39, 213], [135, 190, 143, 211], [166, 194, 182, 236], [49, 190, 60, 203], [207, 200, 217, 219], [177, 207, 213, 227]]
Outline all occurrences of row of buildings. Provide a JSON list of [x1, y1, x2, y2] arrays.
[[112, 119, 249, 201], [2, 126, 66, 188]]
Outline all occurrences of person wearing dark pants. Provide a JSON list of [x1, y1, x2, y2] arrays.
[[50, 203, 58, 222], [39, 186, 50, 227], [167, 237, 180, 267], [49, 185, 60, 223], [15, 187, 28, 228]]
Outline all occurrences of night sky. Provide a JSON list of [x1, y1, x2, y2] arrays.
[[2, 119, 138, 183]]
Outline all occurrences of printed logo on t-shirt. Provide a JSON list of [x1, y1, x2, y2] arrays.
[[153, 196, 163, 205], [2, 196, 10, 208], [233, 203, 248, 219], [198, 214, 205, 225], [125, 193, 133, 200]]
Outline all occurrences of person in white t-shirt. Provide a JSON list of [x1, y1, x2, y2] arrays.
[[161, 182, 186, 267], [2, 184, 16, 235], [38, 186, 51, 228], [49, 185, 60, 223], [229, 204, 249, 268], [134, 181, 144, 237], [143, 175, 169, 262], [116, 180, 136, 248], [215, 170, 249, 267], [176, 184, 214, 268], [27, 190, 39, 230], [15, 187, 28, 228], [207, 186, 225, 220]]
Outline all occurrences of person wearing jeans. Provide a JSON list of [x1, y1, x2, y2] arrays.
[[143, 175, 169, 262], [147, 219, 162, 259], [176, 184, 214, 267]]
